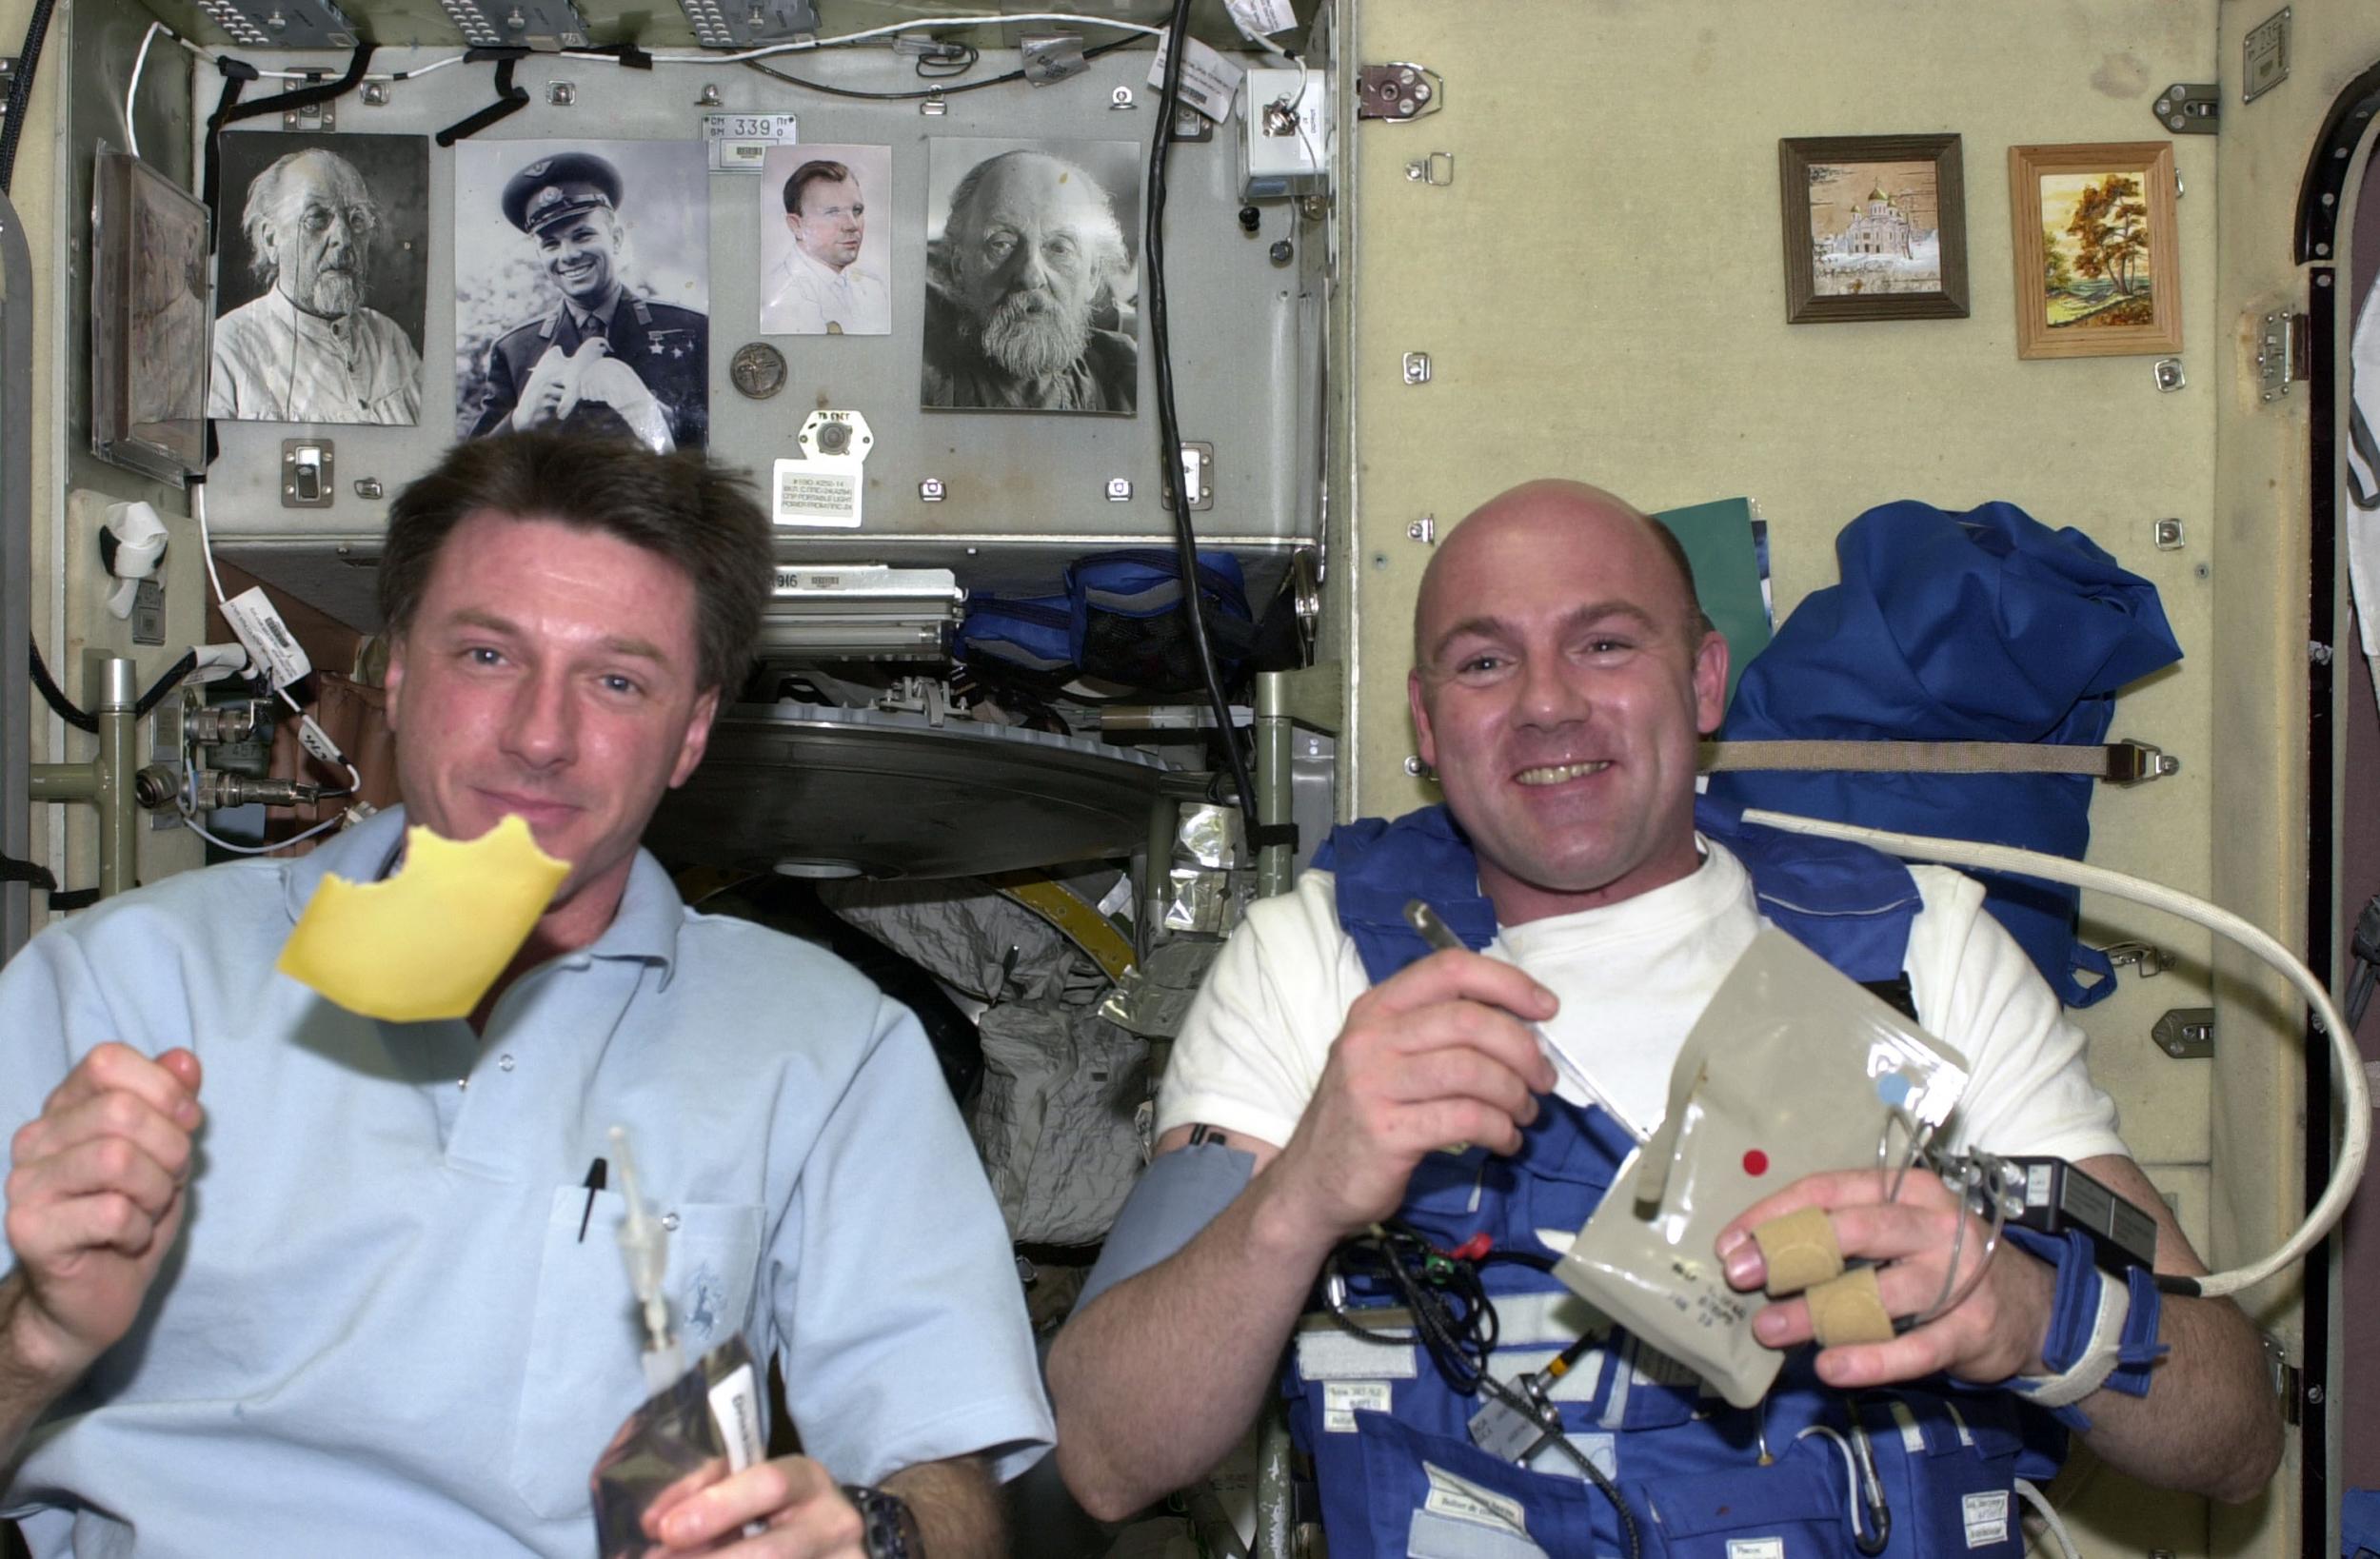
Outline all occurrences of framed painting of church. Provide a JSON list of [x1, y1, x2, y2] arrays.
[[1778, 133, 1969, 324], [2007, 141, 2181, 360]]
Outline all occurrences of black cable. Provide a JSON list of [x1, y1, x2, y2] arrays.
[[212, 38, 375, 126], [1321, 1226, 1640, 1559], [0, 0, 57, 193], [29, 637, 97, 733], [0, 0, 54, 191], [435, 51, 530, 146], [741, 33, 1134, 101], [135, 649, 198, 717], [201, 57, 259, 253], [913, 42, 978, 79], [29, 642, 198, 732], [1144, 0, 1259, 819]]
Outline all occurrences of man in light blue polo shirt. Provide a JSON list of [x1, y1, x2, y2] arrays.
[[0, 431, 1052, 1556]]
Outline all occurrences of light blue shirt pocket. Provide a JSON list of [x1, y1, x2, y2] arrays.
[[509, 1185, 764, 1519]]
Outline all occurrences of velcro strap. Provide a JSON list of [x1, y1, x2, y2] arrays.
[[1807, 1267, 1895, 1347], [1754, 1206, 1844, 1295], [2005, 1226, 2166, 1423], [1699, 738, 2163, 781]]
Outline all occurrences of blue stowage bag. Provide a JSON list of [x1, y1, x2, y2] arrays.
[[1705, 500, 2182, 1007], [952, 549, 1255, 693], [2347, 1489, 2380, 1559]]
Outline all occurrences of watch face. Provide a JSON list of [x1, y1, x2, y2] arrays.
[[844, 1484, 922, 1559]]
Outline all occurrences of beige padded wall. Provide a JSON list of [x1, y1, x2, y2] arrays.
[[1335, 3, 2290, 1555]]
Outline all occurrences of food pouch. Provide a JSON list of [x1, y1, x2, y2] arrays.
[[1552, 927, 1970, 1408], [589, 1334, 768, 1557]]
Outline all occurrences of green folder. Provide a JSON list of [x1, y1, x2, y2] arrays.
[[1652, 496, 1771, 709]]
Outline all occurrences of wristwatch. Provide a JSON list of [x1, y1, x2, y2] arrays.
[[841, 1483, 924, 1559]]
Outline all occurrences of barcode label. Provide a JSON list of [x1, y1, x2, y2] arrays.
[[220, 586, 313, 691]]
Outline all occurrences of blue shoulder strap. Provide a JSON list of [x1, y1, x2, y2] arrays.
[[1320, 799, 1921, 989], [1314, 806, 1495, 985]]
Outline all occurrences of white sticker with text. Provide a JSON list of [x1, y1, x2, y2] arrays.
[[1149, 33, 1244, 122]]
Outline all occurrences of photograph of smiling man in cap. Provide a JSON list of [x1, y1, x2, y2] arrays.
[[211, 131, 428, 424], [455, 139, 710, 451]]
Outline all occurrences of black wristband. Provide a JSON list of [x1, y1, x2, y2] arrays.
[[841, 1483, 923, 1559]]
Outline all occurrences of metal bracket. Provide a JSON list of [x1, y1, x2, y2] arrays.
[[2152, 1007, 2214, 1059], [284, 89, 335, 133], [1406, 515, 1436, 544], [281, 440, 334, 508], [0, 58, 17, 119], [2101, 941, 2173, 977], [1401, 352, 1432, 385], [2153, 83, 2218, 134], [1357, 63, 1440, 122], [2257, 310, 2306, 403], [1405, 152, 1454, 187], [1162, 442, 1214, 512], [2264, 1333, 2302, 1425]]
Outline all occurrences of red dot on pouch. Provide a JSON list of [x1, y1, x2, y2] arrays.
[[1742, 1149, 1770, 1176]]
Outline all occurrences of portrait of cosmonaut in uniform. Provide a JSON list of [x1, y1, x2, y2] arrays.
[[454, 140, 710, 451], [922, 138, 1141, 416], [210, 131, 429, 425]]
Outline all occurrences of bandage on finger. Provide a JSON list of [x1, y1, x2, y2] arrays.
[[1806, 1266, 1896, 1347], [1752, 1205, 1844, 1296]]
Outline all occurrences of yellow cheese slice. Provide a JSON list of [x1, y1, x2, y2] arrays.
[[276, 815, 569, 1021]]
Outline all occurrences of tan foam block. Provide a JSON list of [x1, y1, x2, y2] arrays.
[[1753, 1205, 1844, 1296], [1806, 1267, 1896, 1348]]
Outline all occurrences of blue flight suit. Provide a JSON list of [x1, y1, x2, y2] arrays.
[[1288, 799, 2061, 1559]]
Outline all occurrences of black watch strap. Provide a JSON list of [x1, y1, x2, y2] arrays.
[[842, 1483, 923, 1559]]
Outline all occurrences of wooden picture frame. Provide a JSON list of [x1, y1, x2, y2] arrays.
[[1778, 133, 1968, 323], [89, 148, 208, 481], [2008, 141, 2181, 359]]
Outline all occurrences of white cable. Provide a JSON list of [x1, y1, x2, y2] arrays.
[[174, 792, 348, 855], [189, 483, 367, 801], [1791, 1427, 1864, 1535], [201, 13, 1160, 85], [190, 482, 229, 607], [2013, 1478, 2081, 1559], [1741, 807, 2370, 1300], [125, 22, 162, 160], [562, 11, 1161, 67]]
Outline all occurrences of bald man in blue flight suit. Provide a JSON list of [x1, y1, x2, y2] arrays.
[[1048, 480, 2281, 1557]]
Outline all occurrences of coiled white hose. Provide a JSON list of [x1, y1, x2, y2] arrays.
[[1742, 808, 2369, 1300]]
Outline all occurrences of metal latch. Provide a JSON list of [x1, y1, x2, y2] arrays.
[[2152, 1007, 2214, 1059], [2264, 1333, 2302, 1426], [1163, 442, 1213, 512], [281, 440, 334, 508], [2152, 83, 2218, 134], [2258, 311, 2308, 403], [2102, 941, 2173, 977], [1357, 63, 1440, 122], [2107, 739, 2180, 783]]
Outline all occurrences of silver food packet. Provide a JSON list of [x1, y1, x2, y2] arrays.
[[1553, 928, 1970, 1409], [589, 1334, 767, 1557]]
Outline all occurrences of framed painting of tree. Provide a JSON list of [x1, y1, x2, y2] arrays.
[[2009, 142, 2181, 359]]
